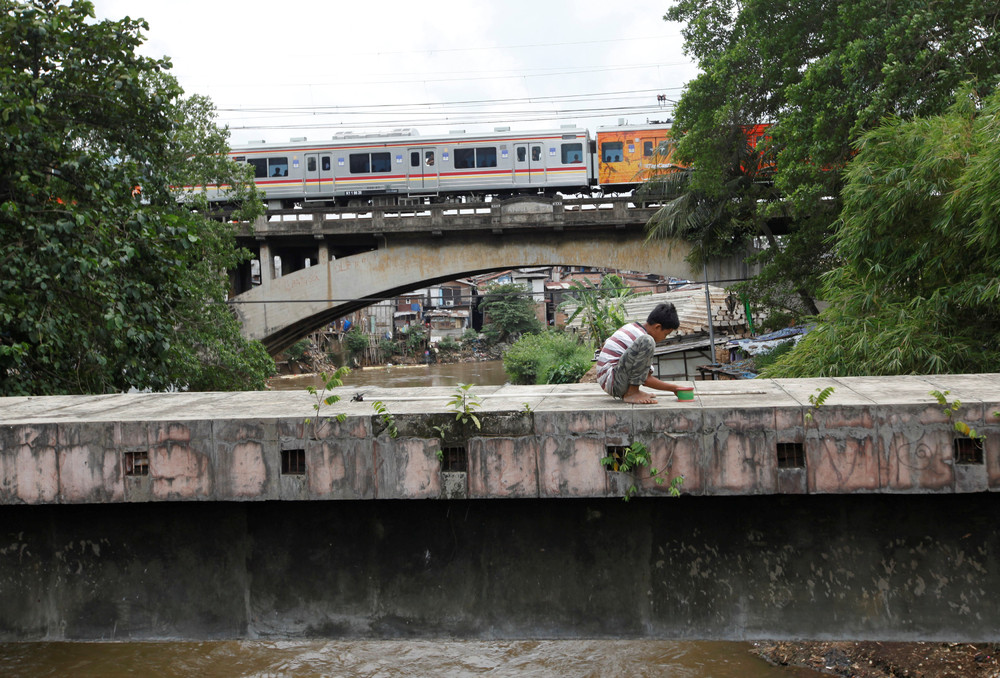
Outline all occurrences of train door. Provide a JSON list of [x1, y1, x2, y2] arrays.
[[513, 143, 545, 185], [304, 152, 333, 199], [407, 148, 439, 192]]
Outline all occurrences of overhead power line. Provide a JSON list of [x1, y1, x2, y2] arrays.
[[199, 63, 692, 90], [226, 278, 753, 306], [217, 88, 683, 115], [339, 34, 682, 57]]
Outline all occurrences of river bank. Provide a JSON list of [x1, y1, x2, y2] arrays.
[[751, 641, 999, 677], [276, 338, 506, 378]]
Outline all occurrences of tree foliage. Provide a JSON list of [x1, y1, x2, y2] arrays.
[[559, 274, 639, 349], [503, 331, 593, 385], [763, 89, 1000, 377], [1, 0, 274, 395], [657, 0, 1000, 328], [478, 282, 542, 343]]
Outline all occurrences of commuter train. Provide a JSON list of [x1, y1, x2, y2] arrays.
[[192, 122, 767, 210]]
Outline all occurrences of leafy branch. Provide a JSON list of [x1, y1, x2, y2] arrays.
[[372, 400, 398, 438], [446, 382, 481, 429], [930, 389, 985, 441], [601, 441, 685, 502], [305, 366, 350, 428], [804, 386, 835, 423]]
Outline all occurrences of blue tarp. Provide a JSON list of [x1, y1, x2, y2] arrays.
[[726, 325, 811, 356]]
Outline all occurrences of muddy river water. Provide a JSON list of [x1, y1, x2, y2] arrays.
[[0, 639, 824, 677], [269, 360, 510, 391], [0, 361, 825, 676]]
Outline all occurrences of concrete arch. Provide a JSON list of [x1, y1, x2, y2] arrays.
[[232, 230, 751, 353]]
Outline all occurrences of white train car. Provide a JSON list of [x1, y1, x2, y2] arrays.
[[203, 126, 592, 209]]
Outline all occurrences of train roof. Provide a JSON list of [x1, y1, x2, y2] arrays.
[[231, 126, 591, 152], [595, 122, 673, 133]]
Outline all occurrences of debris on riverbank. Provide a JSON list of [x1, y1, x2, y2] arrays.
[[751, 641, 1000, 677], [277, 340, 506, 377]]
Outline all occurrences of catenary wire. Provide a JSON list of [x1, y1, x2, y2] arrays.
[[225, 277, 753, 305]]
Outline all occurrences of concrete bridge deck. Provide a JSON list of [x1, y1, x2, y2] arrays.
[[226, 197, 759, 353], [2, 375, 998, 505]]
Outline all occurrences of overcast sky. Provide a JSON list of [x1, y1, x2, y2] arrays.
[[89, 1, 698, 146]]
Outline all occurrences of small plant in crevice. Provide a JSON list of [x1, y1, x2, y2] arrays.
[[372, 400, 398, 438], [305, 366, 350, 431], [930, 389, 986, 442], [601, 441, 685, 502], [805, 386, 835, 424], [930, 389, 960, 418], [447, 383, 482, 429], [522, 402, 534, 414], [431, 423, 451, 464]]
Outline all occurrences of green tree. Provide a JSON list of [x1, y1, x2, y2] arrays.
[[657, 0, 1000, 329], [763, 88, 1000, 377], [344, 328, 369, 363], [0, 0, 274, 395], [559, 274, 638, 349], [478, 282, 542, 343]]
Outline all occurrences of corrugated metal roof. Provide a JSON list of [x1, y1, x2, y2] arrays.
[[564, 285, 746, 339]]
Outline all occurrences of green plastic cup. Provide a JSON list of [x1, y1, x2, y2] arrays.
[[676, 388, 695, 401]]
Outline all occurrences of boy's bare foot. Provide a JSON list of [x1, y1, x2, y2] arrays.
[[622, 388, 657, 404]]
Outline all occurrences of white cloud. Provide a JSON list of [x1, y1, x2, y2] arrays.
[[88, 0, 697, 144]]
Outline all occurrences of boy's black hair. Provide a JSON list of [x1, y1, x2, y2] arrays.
[[647, 302, 680, 330]]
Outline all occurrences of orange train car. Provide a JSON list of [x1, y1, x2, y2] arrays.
[[595, 122, 677, 192], [596, 122, 773, 192]]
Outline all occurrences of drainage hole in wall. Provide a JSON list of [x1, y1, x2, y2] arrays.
[[604, 446, 630, 469], [440, 446, 467, 472], [124, 451, 149, 476], [281, 448, 306, 475], [776, 442, 805, 469], [954, 437, 985, 465]]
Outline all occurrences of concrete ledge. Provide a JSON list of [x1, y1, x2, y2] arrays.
[[1, 375, 998, 505]]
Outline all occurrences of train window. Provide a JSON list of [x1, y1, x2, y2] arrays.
[[517, 147, 527, 162], [371, 153, 391, 172], [561, 143, 583, 163], [454, 148, 475, 169], [643, 141, 654, 157], [531, 146, 541, 162], [475, 147, 497, 168], [425, 151, 435, 166], [307, 157, 317, 172], [601, 142, 623, 163], [248, 158, 268, 178], [268, 157, 288, 177], [350, 152, 392, 173], [410, 151, 420, 167], [349, 154, 370, 173], [322, 156, 331, 171]]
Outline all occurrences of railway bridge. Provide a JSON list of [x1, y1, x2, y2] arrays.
[[228, 197, 756, 353]]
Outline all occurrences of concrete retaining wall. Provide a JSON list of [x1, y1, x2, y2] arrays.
[[1, 376, 998, 505], [1, 494, 998, 641]]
